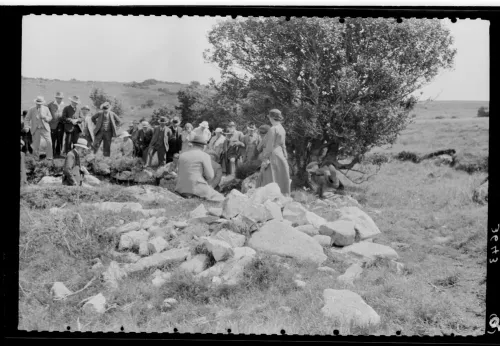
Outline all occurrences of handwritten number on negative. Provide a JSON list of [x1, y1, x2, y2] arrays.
[[490, 224, 499, 264]]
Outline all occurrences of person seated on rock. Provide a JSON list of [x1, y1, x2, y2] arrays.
[[118, 131, 134, 157], [62, 138, 89, 186], [21, 138, 27, 186], [175, 135, 225, 202]]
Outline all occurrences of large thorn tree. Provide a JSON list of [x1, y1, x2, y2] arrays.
[[204, 17, 456, 183]]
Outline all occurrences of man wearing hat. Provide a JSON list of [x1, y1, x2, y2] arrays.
[[21, 110, 33, 155], [147, 116, 172, 167], [128, 120, 141, 157], [137, 121, 154, 163], [206, 128, 226, 164], [242, 123, 261, 163], [91, 101, 122, 157], [62, 138, 89, 186], [175, 135, 225, 202], [61, 95, 84, 154], [20, 138, 27, 186], [167, 116, 183, 164], [221, 121, 245, 175], [118, 131, 134, 157], [24, 96, 53, 160], [81, 105, 95, 148], [47, 92, 65, 157], [193, 121, 212, 144]]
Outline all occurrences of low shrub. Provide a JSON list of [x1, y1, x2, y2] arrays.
[[477, 106, 489, 117], [363, 153, 391, 166], [241, 255, 296, 294], [395, 151, 421, 163], [453, 152, 488, 174]]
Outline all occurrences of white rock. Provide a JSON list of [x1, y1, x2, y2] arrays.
[[102, 261, 128, 290], [433, 236, 454, 244], [295, 279, 307, 288], [190, 204, 208, 219], [233, 247, 257, 260], [119, 230, 150, 251], [148, 236, 168, 253], [337, 263, 363, 286], [208, 207, 223, 217], [313, 235, 332, 247], [38, 176, 60, 185], [318, 266, 337, 275], [82, 293, 106, 314], [212, 229, 246, 248], [212, 276, 222, 285], [263, 200, 283, 221], [202, 237, 234, 261], [295, 224, 319, 236], [340, 242, 399, 262], [126, 248, 190, 273], [173, 221, 188, 229], [141, 217, 157, 230], [162, 298, 178, 309], [139, 241, 152, 256], [50, 282, 72, 299], [84, 174, 101, 186], [321, 289, 380, 327], [249, 182, 285, 205], [196, 262, 226, 279], [179, 254, 210, 274], [93, 202, 144, 213], [221, 254, 255, 285], [305, 211, 327, 228], [115, 222, 142, 235], [319, 220, 356, 246], [151, 271, 172, 287], [338, 207, 381, 241], [248, 219, 327, 265], [282, 202, 308, 225]]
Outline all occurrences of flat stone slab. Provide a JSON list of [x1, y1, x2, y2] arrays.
[[321, 289, 380, 328], [339, 241, 399, 262], [125, 247, 190, 273]]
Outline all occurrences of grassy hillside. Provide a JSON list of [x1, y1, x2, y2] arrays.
[[21, 77, 187, 126]]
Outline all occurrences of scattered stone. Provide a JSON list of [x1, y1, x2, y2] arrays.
[[141, 217, 157, 230], [173, 221, 188, 229], [249, 182, 286, 205], [179, 254, 210, 274], [103, 261, 128, 290], [50, 282, 72, 299], [305, 211, 327, 228], [201, 237, 234, 261], [294, 279, 307, 288], [263, 200, 283, 221], [115, 221, 142, 235], [248, 219, 327, 265], [340, 242, 399, 262], [38, 176, 60, 185], [139, 241, 152, 256], [183, 223, 210, 239], [321, 289, 380, 327], [212, 229, 246, 248], [84, 174, 101, 186], [208, 207, 223, 217], [189, 215, 220, 225], [90, 259, 105, 275], [126, 248, 190, 273], [282, 202, 308, 225], [388, 260, 405, 275], [190, 204, 208, 219], [117, 219, 125, 226], [295, 224, 319, 236], [338, 207, 381, 241], [91, 201, 144, 214], [319, 220, 356, 246], [82, 293, 106, 314], [162, 298, 178, 309], [151, 271, 172, 288], [318, 266, 337, 275], [233, 247, 257, 260], [337, 263, 363, 286], [148, 236, 168, 253], [433, 236, 454, 244], [197, 262, 226, 279], [313, 235, 332, 247], [118, 230, 150, 251], [220, 250, 257, 285]]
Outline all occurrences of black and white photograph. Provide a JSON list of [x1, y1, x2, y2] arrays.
[[18, 14, 489, 336]]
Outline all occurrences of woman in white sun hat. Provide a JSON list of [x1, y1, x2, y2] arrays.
[[193, 120, 212, 146]]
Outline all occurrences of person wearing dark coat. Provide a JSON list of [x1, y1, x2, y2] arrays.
[[167, 116, 183, 164], [147, 117, 172, 167], [47, 92, 65, 157], [62, 138, 89, 186], [137, 121, 154, 163], [91, 101, 121, 157], [21, 110, 33, 155], [61, 96, 84, 154], [21, 139, 27, 186]]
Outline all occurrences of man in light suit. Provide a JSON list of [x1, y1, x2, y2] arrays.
[[24, 96, 53, 160], [147, 116, 172, 167], [61, 95, 84, 154], [91, 101, 121, 157], [175, 135, 225, 202]]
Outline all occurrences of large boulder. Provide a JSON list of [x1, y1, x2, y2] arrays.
[[321, 289, 380, 327], [338, 207, 381, 241], [201, 237, 234, 261], [148, 236, 168, 253], [212, 229, 246, 248], [304, 211, 327, 228], [282, 202, 309, 225], [248, 219, 327, 265], [221, 189, 272, 223], [241, 172, 260, 194], [248, 182, 286, 205], [263, 200, 283, 221], [125, 247, 190, 273], [338, 241, 399, 262], [473, 181, 488, 205], [319, 220, 356, 246]]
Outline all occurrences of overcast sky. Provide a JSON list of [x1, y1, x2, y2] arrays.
[[22, 15, 489, 101]]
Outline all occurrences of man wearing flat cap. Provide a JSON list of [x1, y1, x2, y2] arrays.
[[24, 96, 53, 160], [147, 116, 172, 167], [167, 116, 183, 164], [91, 101, 121, 157], [47, 91, 65, 157], [61, 95, 85, 154], [175, 134, 225, 202]]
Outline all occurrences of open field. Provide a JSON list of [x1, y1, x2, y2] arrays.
[[19, 79, 489, 335]]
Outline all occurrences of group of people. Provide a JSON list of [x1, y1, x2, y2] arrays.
[[20, 91, 291, 200]]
